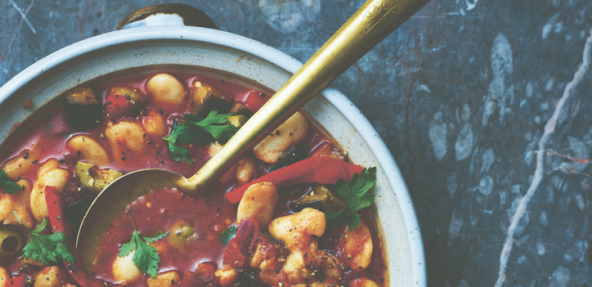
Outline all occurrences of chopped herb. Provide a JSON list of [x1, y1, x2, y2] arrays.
[[182, 110, 238, 145], [119, 214, 168, 278], [14, 212, 75, 264], [162, 122, 193, 164], [326, 167, 376, 230], [162, 110, 238, 163], [0, 170, 22, 194], [219, 226, 237, 245]]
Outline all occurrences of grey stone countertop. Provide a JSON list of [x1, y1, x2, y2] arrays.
[[2, 0, 592, 286]]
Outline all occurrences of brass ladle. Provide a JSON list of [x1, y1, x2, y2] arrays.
[[76, 0, 430, 274]]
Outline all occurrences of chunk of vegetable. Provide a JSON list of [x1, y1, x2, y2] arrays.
[[167, 220, 195, 249], [190, 80, 232, 115], [63, 87, 102, 130], [222, 219, 259, 271], [33, 266, 70, 287], [228, 115, 247, 128], [249, 232, 288, 271], [107, 85, 147, 112], [229, 102, 253, 117], [146, 270, 180, 287], [178, 262, 218, 286], [30, 169, 70, 221], [214, 264, 239, 286], [268, 144, 307, 172], [76, 161, 123, 193], [268, 208, 326, 251], [0, 225, 24, 263], [289, 184, 344, 213], [225, 157, 363, 204]]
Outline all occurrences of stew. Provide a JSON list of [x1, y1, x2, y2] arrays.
[[0, 72, 386, 287]]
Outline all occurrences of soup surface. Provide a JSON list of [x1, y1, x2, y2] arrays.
[[0, 72, 386, 287]]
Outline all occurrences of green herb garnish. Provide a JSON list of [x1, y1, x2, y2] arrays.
[[119, 214, 168, 278], [219, 225, 237, 245], [15, 211, 75, 264], [0, 170, 22, 194], [326, 167, 376, 229], [163, 110, 238, 163], [163, 122, 193, 164]]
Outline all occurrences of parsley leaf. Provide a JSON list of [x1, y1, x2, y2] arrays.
[[325, 210, 348, 228], [162, 123, 193, 164], [119, 214, 167, 278], [162, 111, 238, 163], [0, 170, 22, 194], [219, 226, 237, 245], [183, 110, 238, 145], [14, 212, 75, 264], [326, 167, 376, 230]]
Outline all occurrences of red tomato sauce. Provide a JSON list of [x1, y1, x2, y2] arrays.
[[0, 72, 387, 286]]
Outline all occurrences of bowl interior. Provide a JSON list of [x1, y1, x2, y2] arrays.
[[0, 28, 421, 286]]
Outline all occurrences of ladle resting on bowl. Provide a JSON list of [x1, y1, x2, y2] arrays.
[[77, 0, 430, 276]]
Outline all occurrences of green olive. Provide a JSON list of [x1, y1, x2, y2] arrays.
[[0, 225, 25, 263], [77, 161, 123, 193], [167, 220, 195, 249]]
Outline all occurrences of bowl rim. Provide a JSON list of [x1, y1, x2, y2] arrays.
[[0, 26, 426, 286]]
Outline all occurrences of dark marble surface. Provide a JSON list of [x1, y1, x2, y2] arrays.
[[2, 0, 592, 286]]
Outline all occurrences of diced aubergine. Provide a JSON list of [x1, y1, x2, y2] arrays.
[[191, 80, 233, 116], [63, 86, 103, 129], [76, 161, 124, 193], [289, 184, 345, 213], [268, 144, 308, 172], [237, 272, 255, 287], [230, 102, 253, 117]]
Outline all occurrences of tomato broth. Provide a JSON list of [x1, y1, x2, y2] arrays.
[[0, 72, 387, 287]]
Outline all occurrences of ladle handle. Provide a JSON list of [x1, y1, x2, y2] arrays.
[[185, 0, 430, 193]]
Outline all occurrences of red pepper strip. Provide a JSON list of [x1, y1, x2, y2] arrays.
[[243, 91, 271, 112], [225, 157, 363, 204], [7, 275, 25, 287], [45, 186, 111, 287]]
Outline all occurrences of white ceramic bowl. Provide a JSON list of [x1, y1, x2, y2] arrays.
[[0, 24, 425, 286]]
